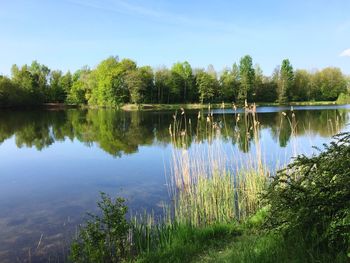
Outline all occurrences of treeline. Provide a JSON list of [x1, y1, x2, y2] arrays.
[[0, 55, 349, 107]]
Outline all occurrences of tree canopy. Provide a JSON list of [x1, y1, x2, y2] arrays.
[[0, 56, 349, 107]]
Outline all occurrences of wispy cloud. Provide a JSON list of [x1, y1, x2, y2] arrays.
[[336, 21, 350, 33], [65, 0, 246, 35], [340, 48, 350, 57]]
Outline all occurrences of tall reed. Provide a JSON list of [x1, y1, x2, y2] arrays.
[[168, 103, 268, 227]]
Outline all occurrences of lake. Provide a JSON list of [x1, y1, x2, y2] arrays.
[[0, 105, 349, 262]]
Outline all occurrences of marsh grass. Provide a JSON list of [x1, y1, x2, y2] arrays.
[[130, 104, 269, 258], [133, 102, 343, 258], [167, 103, 268, 227]]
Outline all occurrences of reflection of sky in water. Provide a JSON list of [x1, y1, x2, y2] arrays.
[[0, 106, 349, 261], [0, 137, 171, 261]]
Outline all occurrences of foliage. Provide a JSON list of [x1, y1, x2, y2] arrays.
[[218, 65, 239, 102], [238, 55, 255, 102], [264, 132, 350, 257], [278, 59, 294, 103], [195, 69, 217, 103], [154, 67, 172, 103], [337, 92, 350, 104], [313, 68, 347, 100], [1, 56, 349, 107], [293, 69, 311, 101], [70, 192, 130, 263], [0, 75, 27, 106]]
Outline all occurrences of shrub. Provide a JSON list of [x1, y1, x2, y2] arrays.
[[264, 132, 350, 258], [70, 192, 130, 263]]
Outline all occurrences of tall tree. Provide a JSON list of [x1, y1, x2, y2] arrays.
[[29, 61, 50, 101], [313, 67, 347, 100], [196, 69, 216, 103], [219, 67, 235, 102], [89, 57, 133, 107], [138, 66, 154, 103], [238, 55, 255, 103], [170, 62, 194, 103], [67, 67, 91, 105], [49, 70, 66, 102], [293, 70, 311, 101], [154, 67, 172, 104], [278, 59, 294, 103]]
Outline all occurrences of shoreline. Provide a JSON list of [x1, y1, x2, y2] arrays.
[[0, 100, 341, 111]]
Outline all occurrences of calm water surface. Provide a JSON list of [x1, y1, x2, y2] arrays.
[[0, 105, 349, 262]]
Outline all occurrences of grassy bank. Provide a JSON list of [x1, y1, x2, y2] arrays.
[[136, 208, 347, 263]]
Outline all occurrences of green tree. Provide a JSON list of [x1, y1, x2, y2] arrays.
[[238, 55, 255, 103], [138, 66, 154, 103], [89, 57, 132, 107], [253, 64, 263, 101], [254, 65, 278, 102], [278, 59, 294, 103], [67, 67, 91, 105], [154, 67, 172, 103], [196, 69, 216, 103], [293, 70, 311, 101], [49, 70, 66, 102], [31, 61, 50, 100], [313, 68, 347, 100], [60, 71, 73, 101], [170, 62, 194, 103], [219, 68, 235, 102], [125, 69, 143, 104], [0, 75, 25, 106]]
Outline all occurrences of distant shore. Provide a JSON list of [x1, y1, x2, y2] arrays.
[[0, 100, 341, 111], [121, 101, 339, 111]]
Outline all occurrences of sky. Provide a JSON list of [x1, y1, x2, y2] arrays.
[[0, 0, 350, 76]]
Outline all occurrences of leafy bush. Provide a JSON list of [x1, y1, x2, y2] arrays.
[[265, 132, 350, 258], [70, 192, 130, 263]]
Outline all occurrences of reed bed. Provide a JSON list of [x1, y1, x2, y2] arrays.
[[132, 102, 342, 257], [131, 103, 269, 256], [167, 103, 268, 227]]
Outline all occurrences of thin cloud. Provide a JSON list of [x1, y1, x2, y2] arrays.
[[340, 49, 350, 57], [65, 0, 246, 34], [337, 21, 350, 33]]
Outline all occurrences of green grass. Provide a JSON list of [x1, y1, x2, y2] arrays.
[[135, 208, 347, 263], [197, 231, 348, 263], [134, 223, 242, 263]]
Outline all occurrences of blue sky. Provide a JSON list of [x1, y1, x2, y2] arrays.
[[1, 0, 349, 76]]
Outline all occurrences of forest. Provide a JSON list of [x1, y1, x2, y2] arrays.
[[0, 55, 349, 107]]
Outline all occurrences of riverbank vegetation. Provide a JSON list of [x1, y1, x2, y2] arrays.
[[69, 107, 350, 262], [1, 56, 349, 108], [70, 133, 350, 262]]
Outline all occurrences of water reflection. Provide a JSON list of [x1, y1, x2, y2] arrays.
[[0, 106, 349, 155], [0, 105, 349, 262]]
